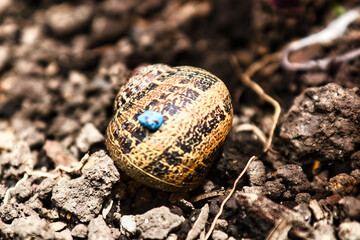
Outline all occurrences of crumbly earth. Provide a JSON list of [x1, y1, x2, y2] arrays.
[[0, 0, 360, 239]]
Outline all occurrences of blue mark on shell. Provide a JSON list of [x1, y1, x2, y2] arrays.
[[138, 111, 164, 131]]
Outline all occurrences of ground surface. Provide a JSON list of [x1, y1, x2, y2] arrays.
[[0, 0, 360, 239]]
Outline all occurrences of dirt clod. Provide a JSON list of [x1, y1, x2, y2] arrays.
[[51, 151, 120, 222], [88, 215, 114, 240], [279, 83, 360, 163], [135, 206, 185, 239]]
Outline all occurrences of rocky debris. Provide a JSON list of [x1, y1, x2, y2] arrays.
[[35, 178, 57, 200], [76, 123, 105, 152], [211, 230, 228, 240], [328, 173, 357, 196], [71, 223, 88, 239], [185, 204, 209, 240], [338, 196, 360, 221], [276, 164, 310, 196], [235, 192, 312, 239], [14, 179, 32, 202], [0, 141, 33, 179], [4, 214, 55, 239], [135, 206, 185, 239], [279, 83, 360, 163], [121, 215, 137, 236], [264, 179, 286, 199], [247, 160, 266, 186], [338, 221, 360, 240], [51, 151, 120, 222], [17, 125, 45, 147], [43, 140, 78, 168], [45, 3, 94, 36], [88, 215, 114, 240], [0, 130, 15, 150]]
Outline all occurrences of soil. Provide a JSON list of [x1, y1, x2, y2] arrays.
[[1, 0, 360, 239]]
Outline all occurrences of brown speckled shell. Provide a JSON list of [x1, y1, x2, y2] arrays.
[[106, 64, 233, 191]]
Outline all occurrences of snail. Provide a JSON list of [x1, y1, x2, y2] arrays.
[[106, 64, 233, 191]]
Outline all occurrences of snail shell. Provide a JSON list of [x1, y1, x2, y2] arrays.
[[106, 64, 233, 191]]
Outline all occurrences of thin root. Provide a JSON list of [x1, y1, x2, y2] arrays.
[[204, 156, 256, 240], [281, 7, 360, 71], [231, 55, 281, 152]]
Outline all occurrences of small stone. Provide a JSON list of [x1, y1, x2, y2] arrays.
[[339, 196, 360, 220], [46, 3, 93, 35], [277, 164, 310, 194], [43, 140, 78, 168], [212, 230, 228, 240], [36, 178, 56, 200], [247, 160, 266, 186], [279, 83, 360, 163], [111, 227, 121, 239], [295, 193, 311, 204], [55, 228, 72, 240], [17, 126, 45, 147], [0, 130, 15, 150], [242, 186, 265, 195], [52, 151, 120, 222], [50, 222, 67, 232], [338, 221, 360, 240], [71, 224, 88, 239], [48, 116, 80, 138], [14, 180, 32, 202], [293, 203, 311, 223], [215, 219, 228, 231], [350, 169, 360, 183], [166, 233, 178, 240], [0, 204, 19, 223], [88, 216, 114, 240], [186, 204, 209, 240], [121, 215, 136, 235], [329, 173, 357, 196], [264, 179, 286, 199], [25, 196, 43, 211], [76, 123, 104, 152], [313, 220, 335, 240], [9, 214, 55, 239], [135, 206, 185, 239]]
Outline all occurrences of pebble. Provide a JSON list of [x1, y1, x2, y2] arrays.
[[215, 219, 228, 231], [0, 130, 15, 150], [212, 230, 228, 240], [185, 204, 209, 240], [51, 151, 120, 222], [35, 178, 56, 200], [329, 173, 357, 195], [71, 224, 88, 239], [121, 215, 136, 235], [339, 196, 360, 220], [18, 126, 45, 147], [46, 3, 94, 35], [135, 206, 185, 239], [338, 221, 360, 240], [88, 216, 114, 240], [14, 180, 32, 202], [264, 179, 286, 199], [76, 123, 104, 152], [49, 222, 67, 232], [247, 160, 266, 186]]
